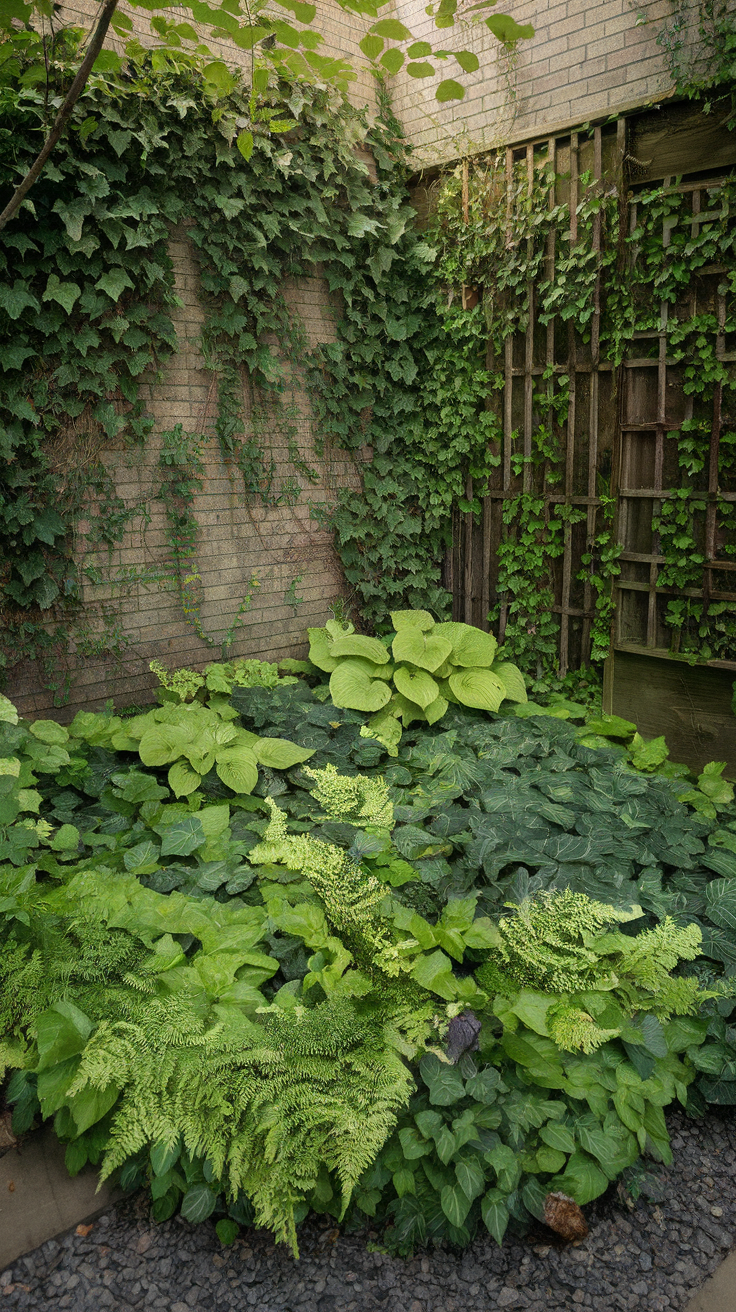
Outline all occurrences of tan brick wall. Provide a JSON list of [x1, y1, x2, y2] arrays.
[[390, 0, 699, 164], [8, 228, 362, 719]]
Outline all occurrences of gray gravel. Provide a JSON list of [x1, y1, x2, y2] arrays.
[[1, 1108, 734, 1311]]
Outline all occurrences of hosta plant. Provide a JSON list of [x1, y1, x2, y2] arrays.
[[308, 611, 527, 753]]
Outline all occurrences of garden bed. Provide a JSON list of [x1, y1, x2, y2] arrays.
[[1, 616, 735, 1268]]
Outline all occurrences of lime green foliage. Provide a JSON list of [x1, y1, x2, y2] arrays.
[[150, 657, 291, 704], [303, 762, 394, 828], [0, 867, 412, 1254], [477, 889, 722, 1055], [308, 612, 526, 750], [658, 0, 736, 128]]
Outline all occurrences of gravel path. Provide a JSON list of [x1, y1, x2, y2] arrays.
[[2, 1109, 734, 1312]]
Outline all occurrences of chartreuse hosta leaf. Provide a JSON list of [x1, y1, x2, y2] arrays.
[[311, 610, 526, 745], [41, 697, 313, 799]]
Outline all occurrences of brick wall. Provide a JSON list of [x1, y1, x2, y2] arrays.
[[390, 0, 697, 164], [8, 228, 362, 719]]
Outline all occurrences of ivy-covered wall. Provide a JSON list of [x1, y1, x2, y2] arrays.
[[1, 56, 431, 716], [8, 235, 361, 719]]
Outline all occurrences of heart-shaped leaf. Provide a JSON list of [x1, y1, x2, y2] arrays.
[[393, 665, 439, 709], [330, 661, 392, 713], [449, 668, 506, 712]]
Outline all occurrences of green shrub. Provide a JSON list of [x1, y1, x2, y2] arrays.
[[2, 675, 736, 1254], [308, 610, 527, 753]]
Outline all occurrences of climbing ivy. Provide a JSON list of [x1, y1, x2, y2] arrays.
[[2, 38, 735, 691], [0, 48, 449, 680]]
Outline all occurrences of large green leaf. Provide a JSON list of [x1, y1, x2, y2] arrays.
[[36, 1001, 93, 1071], [0, 695, 18, 725], [550, 1151, 609, 1204], [455, 1157, 485, 1202], [539, 1121, 576, 1154], [434, 622, 497, 668], [215, 746, 259, 794], [392, 628, 453, 672], [440, 1183, 472, 1227], [168, 761, 201, 797], [393, 665, 439, 709], [329, 634, 390, 664], [181, 1183, 218, 1223], [486, 14, 534, 42], [705, 878, 736, 929], [159, 816, 207, 856], [139, 724, 194, 767], [411, 949, 458, 999], [28, 719, 69, 745], [307, 627, 338, 672], [419, 1053, 466, 1105], [69, 1082, 120, 1134], [329, 661, 392, 713], [481, 1188, 509, 1244], [449, 668, 506, 712], [491, 659, 527, 703], [390, 609, 434, 632], [254, 738, 314, 769]]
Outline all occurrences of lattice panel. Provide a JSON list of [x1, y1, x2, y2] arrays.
[[442, 105, 736, 674]]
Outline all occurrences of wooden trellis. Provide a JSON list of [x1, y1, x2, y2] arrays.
[[425, 102, 736, 676]]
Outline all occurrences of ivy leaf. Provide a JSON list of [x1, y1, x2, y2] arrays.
[[435, 78, 465, 102], [95, 268, 135, 302], [43, 274, 81, 315], [50, 823, 80, 852], [419, 1053, 466, 1104], [105, 128, 132, 156], [485, 14, 534, 42], [455, 50, 479, 72], [0, 343, 36, 369], [359, 33, 383, 59], [370, 18, 411, 38], [407, 61, 435, 77], [0, 279, 41, 319]]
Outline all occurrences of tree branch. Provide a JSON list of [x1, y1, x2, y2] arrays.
[[0, 0, 120, 233]]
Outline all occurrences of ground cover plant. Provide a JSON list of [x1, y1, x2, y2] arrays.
[[1, 639, 736, 1258]]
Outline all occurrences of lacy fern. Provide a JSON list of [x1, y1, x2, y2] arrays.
[[477, 889, 725, 1054]]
